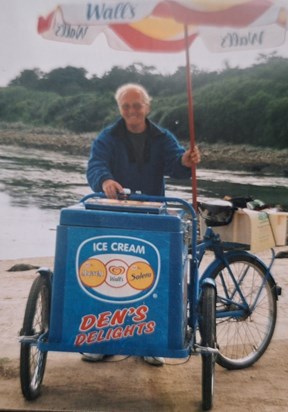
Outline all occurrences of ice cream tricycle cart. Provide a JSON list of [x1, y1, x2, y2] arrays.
[[19, 193, 281, 410]]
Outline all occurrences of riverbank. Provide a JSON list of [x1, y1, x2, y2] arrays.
[[1, 123, 288, 175]]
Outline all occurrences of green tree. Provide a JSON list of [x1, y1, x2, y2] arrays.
[[2, 55, 288, 147], [39, 66, 89, 95], [266, 97, 288, 148], [9, 69, 43, 89]]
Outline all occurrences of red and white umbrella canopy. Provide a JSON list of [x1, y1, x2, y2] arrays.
[[37, 0, 288, 207], [38, 0, 287, 51]]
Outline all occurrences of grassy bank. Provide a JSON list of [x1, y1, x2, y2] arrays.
[[1, 122, 288, 175]]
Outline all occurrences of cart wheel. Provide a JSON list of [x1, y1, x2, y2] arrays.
[[210, 253, 277, 370], [199, 283, 216, 411], [20, 271, 51, 400]]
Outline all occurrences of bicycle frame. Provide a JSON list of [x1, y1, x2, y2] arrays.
[[199, 226, 278, 320]]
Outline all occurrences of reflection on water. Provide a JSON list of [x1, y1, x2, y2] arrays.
[[0, 191, 59, 259], [0, 146, 91, 259], [1, 145, 287, 259], [1, 146, 90, 210]]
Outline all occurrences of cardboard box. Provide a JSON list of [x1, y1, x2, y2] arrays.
[[199, 208, 288, 252], [266, 210, 288, 246]]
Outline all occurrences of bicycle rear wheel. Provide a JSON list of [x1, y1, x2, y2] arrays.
[[20, 273, 51, 400], [211, 253, 277, 370], [199, 283, 217, 411]]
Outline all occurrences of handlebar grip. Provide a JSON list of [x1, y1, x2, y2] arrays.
[[122, 188, 131, 195]]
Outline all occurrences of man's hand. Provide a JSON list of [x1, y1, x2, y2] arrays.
[[102, 179, 124, 199], [181, 146, 201, 168]]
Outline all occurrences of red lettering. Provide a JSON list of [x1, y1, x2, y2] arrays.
[[110, 308, 128, 326], [133, 305, 148, 322], [123, 324, 136, 337], [145, 321, 156, 334], [97, 311, 112, 328], [112, 326, 123, 339], [86, 331, 97, 343], [96, 329, 105, 342], [74, 333, 87, 346], [106, 328, 113, 340], [136, 323, 146, 335], [79, 314, 97, 331]]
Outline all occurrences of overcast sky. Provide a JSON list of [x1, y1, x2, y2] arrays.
[[1, 0, 288, 87]]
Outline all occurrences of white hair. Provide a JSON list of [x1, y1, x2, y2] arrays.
[[115, 83, 152, 106]]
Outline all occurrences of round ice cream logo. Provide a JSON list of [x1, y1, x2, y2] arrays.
[[79, 258, 154, 291], [127, 262, 154, 290], [106, 259, 128, 288], [76, 236, 160, 303], [109, 265, 125, 276], [79, 258, 106, 288]]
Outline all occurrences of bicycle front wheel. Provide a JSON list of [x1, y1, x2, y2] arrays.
[[20, 273, 51, 400], [211, 253, 277, 370]]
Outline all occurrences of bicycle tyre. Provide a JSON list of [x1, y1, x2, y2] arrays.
[[199, 283, 216, 411], [20, 273, 51, 400], [211, 253, 277, 370]]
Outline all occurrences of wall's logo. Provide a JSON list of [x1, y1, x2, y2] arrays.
[[76, 236, 160, 303], [86, 3, 136, 21], [221, 31, 265, 49]]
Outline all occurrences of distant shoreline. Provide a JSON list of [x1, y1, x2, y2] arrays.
[[1, 125, 288, 176]]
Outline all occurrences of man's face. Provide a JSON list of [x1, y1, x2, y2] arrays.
[[118, 90, 150, 133]]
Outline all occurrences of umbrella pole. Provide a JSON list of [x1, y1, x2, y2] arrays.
[[184, 25, 198, 212]]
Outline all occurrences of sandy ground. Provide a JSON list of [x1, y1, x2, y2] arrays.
[[0, 250, 288, 412]]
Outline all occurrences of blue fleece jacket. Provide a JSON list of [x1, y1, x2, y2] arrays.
[[87, 118, 191, 196]]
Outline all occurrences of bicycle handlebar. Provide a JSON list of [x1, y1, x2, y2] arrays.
[[80, 191, 197, 219]]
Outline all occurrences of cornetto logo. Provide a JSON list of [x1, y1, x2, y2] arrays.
[[76, 236, 160, 303]]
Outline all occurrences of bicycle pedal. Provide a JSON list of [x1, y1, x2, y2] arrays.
[[276, 285, 282, 296]]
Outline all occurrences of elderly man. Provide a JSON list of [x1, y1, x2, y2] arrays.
[[85, 83, 200, 366], [87, 83, 200, 199]]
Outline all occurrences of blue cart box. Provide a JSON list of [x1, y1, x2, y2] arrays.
[[47, 199, 191, 358]]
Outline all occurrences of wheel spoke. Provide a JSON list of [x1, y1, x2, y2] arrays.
[[212, 254, 276, 370], [20, 274, 51, 400]]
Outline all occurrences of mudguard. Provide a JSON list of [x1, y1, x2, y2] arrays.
[[200, 249, 280, 300]]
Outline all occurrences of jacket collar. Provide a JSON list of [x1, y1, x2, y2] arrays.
[[110, 117, 164, 139], [110, 118, 164, 163]]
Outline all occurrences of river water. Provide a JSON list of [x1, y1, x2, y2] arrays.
[[1, 145, 287, 259]]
